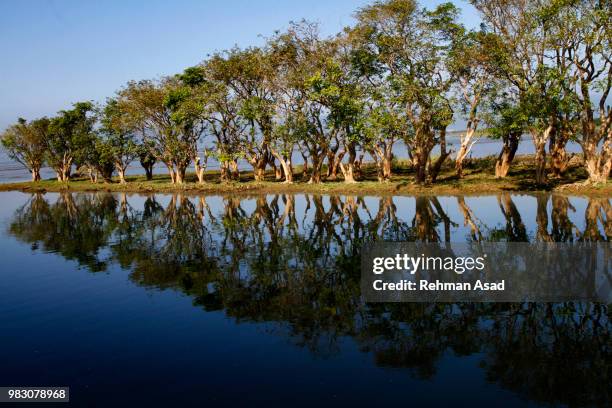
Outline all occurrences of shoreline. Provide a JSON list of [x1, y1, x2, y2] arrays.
[[0, 155, 610, 198]]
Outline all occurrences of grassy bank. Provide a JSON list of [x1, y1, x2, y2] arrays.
[[1, 155, 610, 197]]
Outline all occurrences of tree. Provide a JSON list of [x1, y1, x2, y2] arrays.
[[353, 0, 459, 184], [99, 98, 140, 183], [208, 47, 276, 182], [552, 0, 611, 183], [184, 64, 245, 182], [137, 139, 157, 181], [308, 34, 366, 183], [472, 0, 568, 184], [362, 97, 404, 182], [269, 106, 301, 183], [204, 86, 244, 182], [82, 138, 115, 183], [46, 102, 97, 182], [266, 27, 310, 184], [484, 91, 526, 178], [1, 117, 48, 181], [169, 69, 209, 184], [449, 29, 496, 178], [271, 21, 338, 184], [116, 79, 201, 184]]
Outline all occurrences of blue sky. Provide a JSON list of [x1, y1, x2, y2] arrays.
[[0, 0, 480, 129]]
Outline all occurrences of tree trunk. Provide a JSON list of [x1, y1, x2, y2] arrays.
[[576, 63, 611, 184], [355, 154, 365, 179], [55, 154, 73, 182], [270, 148, 294, 184], [531, 125, 553, 185], [220, 161, 230, 182], [495, 133, 520, 178], [339, 162, 356, 183], [174, 165, 187, 184], [100, 169, 112, 183], [534, 142, 547, 185], [194, 156, 207, 184], [325, 148, 337, 180], [308, 154, 324, 184], [368, 149, 385, 182], [369, 144, 393, 182], [274, 162, 283, 181], [282, 154, 293, 183], [163, 162, 176, 184], [281, 159, 293, 183], [193, 161, 206, 184], [249, 156, 267, 182], [582, 137, 611, 184], [117, 168, 127, 184], [338, 144, 357, 184], [267, 157, 281, 181], [327, 150, 344, 181], [409, 128, 435, 185], [300, 150, 309, 181], [413, 148, 428, 184], [143, 164, 153, 180], [31, 168, 41, 182], [455, 128, 476, 178], [253, 165, 266, 182], [428, 128, 451, 183], [57, 159, 72, 182], [382, 146, 393, 181], [230, 160, 239, 180], [87, 166, 98, 183], [549, 129, 570, 178]]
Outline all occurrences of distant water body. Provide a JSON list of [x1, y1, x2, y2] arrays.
[[0, 136, 582, 183]]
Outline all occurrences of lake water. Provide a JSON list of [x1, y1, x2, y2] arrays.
[[0, 136, 583, 183], [0, 191, 609, 406]]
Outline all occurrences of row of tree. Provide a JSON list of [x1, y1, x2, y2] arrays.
[[2, 0, 611, 184]]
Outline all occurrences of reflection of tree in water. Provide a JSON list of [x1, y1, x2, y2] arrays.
[[116, 193, 219, 304], [9, 192, 118, 271], [7, 192, 611, 406], [482, 302, 609, 407], [481, 193, 530, 242], [582, 198, 612, 242], [413, 196, 457, 242], [457, 196, 483, 241]]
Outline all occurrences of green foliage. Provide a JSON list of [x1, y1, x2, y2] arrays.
[[137, 139, 157, 167], [352, 0, 458, 136], [46, 102, 97, 173], [87, 138, 116, 181], [1, 117, 49, 174], [306, 56, 365, 144], [98, 98, 140, 174], [483, 93, 527, 140]]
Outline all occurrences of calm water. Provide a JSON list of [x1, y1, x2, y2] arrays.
[[0, 191, 609, 407]]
